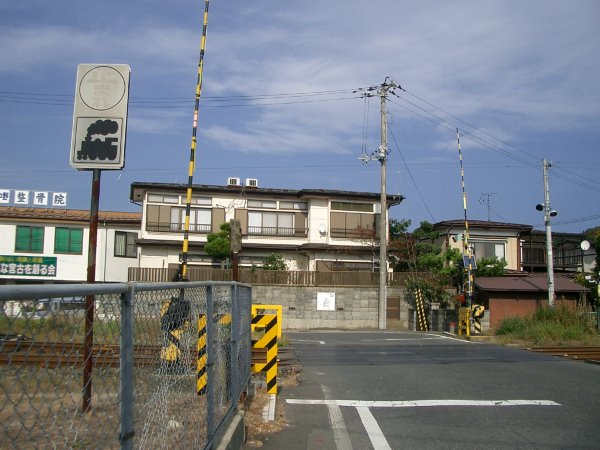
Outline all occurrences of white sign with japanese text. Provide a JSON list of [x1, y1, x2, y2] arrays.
[[317, 292, 336, 311]]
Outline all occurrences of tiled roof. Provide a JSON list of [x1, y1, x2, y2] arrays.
[[475, 273, 585, 293], [130, 181, 404, 205], [434, 219, 533, 231], [0, 206, 141, 224]]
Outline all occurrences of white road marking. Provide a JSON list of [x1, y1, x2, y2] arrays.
[[321, 385, 353, 450], [287, 399, 561, 408], [356, 406, 392, 450], [291, 339, 326, 344]]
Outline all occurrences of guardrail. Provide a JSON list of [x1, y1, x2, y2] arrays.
[[0, 281, 251, 449]]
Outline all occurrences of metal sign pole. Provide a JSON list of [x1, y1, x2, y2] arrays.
[[83, 168, 101, 412]]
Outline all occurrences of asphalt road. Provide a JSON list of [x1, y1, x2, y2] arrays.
[[248, 331, 600, 449]]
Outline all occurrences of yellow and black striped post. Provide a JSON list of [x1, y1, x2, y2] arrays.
[[251, 313, 278, 395], [197, 314, 207, 395], [414, 288, 429, 331], [471, 304, 485, 335]]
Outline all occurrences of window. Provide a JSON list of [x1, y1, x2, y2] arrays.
[[115, 231, 137, 258], [147, 193, 179, 204], [247, 199, 276, 209], [146, 205, 211, 233], [472, 241, 505, 261], [330, 212, 376, 238], [279, 201, 308, 210], [331, 201, 373, 212], [54, 228, 83, 254], [171, 207, 212, 233], [248, 211, 301, 236], [15, 226, 44, 253]]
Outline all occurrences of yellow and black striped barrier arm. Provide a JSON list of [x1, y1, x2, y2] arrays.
[[180, 0, 210, 280]]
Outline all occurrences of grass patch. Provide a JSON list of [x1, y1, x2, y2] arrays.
[[495, 305, 600, 346]]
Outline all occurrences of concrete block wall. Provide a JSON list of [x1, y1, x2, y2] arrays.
[[251, 285, 410, 330]]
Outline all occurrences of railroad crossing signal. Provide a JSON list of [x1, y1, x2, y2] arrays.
[[70, 64, 130, 170]]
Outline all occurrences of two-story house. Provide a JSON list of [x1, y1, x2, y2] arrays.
[[433, 220, 533, 271], [0, 207, 141, 284], [129, 179, 404, 273]]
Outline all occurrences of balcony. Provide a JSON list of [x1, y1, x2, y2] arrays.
[[146, 222, 211, 234], [330, 227, 376, 239], [248, 226, 307, 237]]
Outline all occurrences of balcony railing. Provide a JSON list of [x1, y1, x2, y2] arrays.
[[146, 222, 211, 233], [330, 228, 376, 239], [248, 226, 307, 237]]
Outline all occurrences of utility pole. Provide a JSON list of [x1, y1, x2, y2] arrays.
[[360, 77, 400, 330], [542, 159, 555, 307]]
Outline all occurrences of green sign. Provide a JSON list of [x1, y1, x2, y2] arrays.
[[0, 255, 57, 277]]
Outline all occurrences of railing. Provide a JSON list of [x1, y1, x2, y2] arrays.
[[0, 281, 251, 450], [146, 222, 211, 233], [129, 267, 444, 287], [247, 226, 307, 237], [330, 227, 376, 239]]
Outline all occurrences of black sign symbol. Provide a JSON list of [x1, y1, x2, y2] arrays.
[[77, 119, 119, 161]]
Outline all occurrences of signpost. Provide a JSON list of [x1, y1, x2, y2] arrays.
[[71, 64, 130, 413]]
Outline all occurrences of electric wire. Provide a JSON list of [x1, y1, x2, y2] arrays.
[[388, 128, 436, 222]]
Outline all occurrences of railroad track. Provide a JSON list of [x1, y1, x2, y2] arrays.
[[1, 339, 273, 368], [0, 340, 165, 368], [529, 346, 600, 362]]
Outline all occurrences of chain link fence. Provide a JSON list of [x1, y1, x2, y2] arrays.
[[0, 281, 251, 449]]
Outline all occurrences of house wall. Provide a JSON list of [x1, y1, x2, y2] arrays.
[[0, 220, 138, 283], [481, 293, 579, 328], [436, 228, 522, 271]]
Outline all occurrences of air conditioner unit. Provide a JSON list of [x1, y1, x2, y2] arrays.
[[245, 178, 258, 188], [227, 177, 241, 186]]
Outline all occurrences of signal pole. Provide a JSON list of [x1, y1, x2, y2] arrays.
[[360, 77, 400, 330]]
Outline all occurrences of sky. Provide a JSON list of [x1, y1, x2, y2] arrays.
[[1, 0, 599, 233]]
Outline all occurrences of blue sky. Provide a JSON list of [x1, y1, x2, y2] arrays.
[[1, 0, 599, 233]]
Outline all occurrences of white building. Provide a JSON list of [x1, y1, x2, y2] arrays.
[[130, 180, 403, 272], [0, 207, 141, 284]]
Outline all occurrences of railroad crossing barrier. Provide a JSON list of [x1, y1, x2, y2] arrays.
[[251, 309, 279, 395]]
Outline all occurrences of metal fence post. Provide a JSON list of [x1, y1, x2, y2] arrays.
[[230, 284, 239, 405], [120, 284, 135, 450], [206, 285, 215, 440]]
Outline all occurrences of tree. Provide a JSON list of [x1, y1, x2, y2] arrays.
[[204, 222, 231, 262], [263, 253, 287, 271], [475, 256, 507, 277]]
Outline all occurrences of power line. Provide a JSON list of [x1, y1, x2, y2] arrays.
[[388, 128, 436, 222]]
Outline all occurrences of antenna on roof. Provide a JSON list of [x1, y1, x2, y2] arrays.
[[479, 192, 498, 222]]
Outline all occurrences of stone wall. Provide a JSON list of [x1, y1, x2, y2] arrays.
[[251, 285, 410, 330]]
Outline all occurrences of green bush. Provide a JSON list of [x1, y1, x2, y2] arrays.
[[496, 305, 599, 345]]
